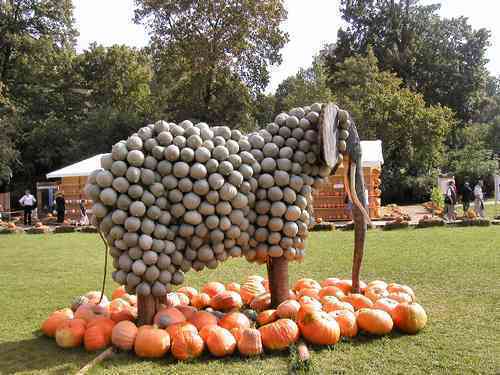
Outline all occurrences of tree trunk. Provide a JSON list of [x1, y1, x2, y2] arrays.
[[267, 256, 289, 308]]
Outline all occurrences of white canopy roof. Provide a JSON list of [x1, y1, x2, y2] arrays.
[[360, 140, 384, 168], [46, 154, 108, 179], [46, 140, 383, 179]]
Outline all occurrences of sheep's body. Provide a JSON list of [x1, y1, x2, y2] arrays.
[[86, 103, 353, 297]]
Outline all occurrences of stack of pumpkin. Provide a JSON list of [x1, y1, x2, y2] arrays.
[[41, 275, 427, 359]]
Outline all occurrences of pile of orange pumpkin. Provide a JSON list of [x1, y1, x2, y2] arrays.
[[41, 276, 427, 360]]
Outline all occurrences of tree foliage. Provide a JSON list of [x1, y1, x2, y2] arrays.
[[330, 50, 455, 202], [274, 55, 334, 113], [329, 0, 491, 122], [134, 0, 288, 127]]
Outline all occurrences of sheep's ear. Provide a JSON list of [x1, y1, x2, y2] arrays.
[[319, 102, 340, 170]]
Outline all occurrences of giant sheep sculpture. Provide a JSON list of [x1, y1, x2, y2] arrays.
[[85, 102, 369, 322]]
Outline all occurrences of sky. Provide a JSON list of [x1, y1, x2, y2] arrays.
[[74, 0, 500, 93]]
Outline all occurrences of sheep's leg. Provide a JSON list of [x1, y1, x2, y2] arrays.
[[268, 256, 289, 308]]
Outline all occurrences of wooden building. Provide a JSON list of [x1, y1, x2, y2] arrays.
[[312, 140, 384, 221], [46, 154, 106, 220]]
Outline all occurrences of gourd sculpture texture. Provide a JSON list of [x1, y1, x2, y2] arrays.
[[86, 102, 369, 306]]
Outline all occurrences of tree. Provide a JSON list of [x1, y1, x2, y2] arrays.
[[0, 83, 18, 187], [134, 0, 288, 127], [274, 55, 334, 113], [0, 0, 77, 84], [445, 124, 498, 187], [328, 0, 490, 122], [330, 50, 455, 202]]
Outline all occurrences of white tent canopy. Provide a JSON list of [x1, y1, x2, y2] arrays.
[[360, 140, 384, 168], [46, 140, 383, 179], [46, 154, 108, 179]]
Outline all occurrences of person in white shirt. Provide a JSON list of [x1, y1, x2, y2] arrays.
[[473, 180, 485, 218], [19, 190, 37, 226]]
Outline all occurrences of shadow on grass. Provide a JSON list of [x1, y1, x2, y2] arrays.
[[0, 334, 97, 374]]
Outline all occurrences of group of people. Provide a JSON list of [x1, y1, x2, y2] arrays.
[[444, 180, 486, 221], [18, 190, 88, 226]]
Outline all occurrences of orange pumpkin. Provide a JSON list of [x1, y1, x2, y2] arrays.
[[333, 279, 368, 294], [356, 308, 393, 335], [210, 291, 243, 311], [341, 294, 373, 310], [276, 300, 301, 320], [166, 322, 198, 338], [87, 316, 115, 338], [256, 310, 279, 326], [176, 305, 197, 320], [178, 286, 198, 300], [293, 278, 321, 292], [153, 307, 186, 328], [329, 310, 358, 337], [230, 327, 243, 342], [297, 295, 323, 310], [189, 311, 218, 331], [75, 304, 104, 322], [202, 281, 226, 297], [259, 319, 299, 350], [122, 294, 137, 306], [240, 279, 267, 304], [84, 325, 110, 351], [250, 292, 271, 312], [387, 283, 416, 301], [111, 321, 138, 351], [393, 302, 427, 334], [237, 328, 263, 356], [199, 324, 220, 342], [191, 293, 211, 309], [297, 308, 340, 345], [111, 286, 127, 300], [109, 299, 137, 322], [171, 330, 204, 360], [226, 282, 241, 293], [206, 327, 236, 357], [55, 319, 87, 348], [318, 286, 345, 300], [373, 298, 399, 320], [388, 292, 413, 303], [320, 277, 341, 287], [367, 280, 388, 289], [41, 308, 74, 337], [219, 312, 251, 331], [297, 287, 320, 300], [134, 325, 170, 358], [364, 285, 389, 302]]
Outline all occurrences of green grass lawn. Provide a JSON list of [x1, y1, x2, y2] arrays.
[[1, 227, 499, 374]]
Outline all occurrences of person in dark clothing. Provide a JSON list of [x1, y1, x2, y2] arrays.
[[55, 193, 66, 223], [462, 182, 473, 213]]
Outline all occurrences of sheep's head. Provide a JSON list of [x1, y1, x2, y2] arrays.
[[85, 102, 361, 297]]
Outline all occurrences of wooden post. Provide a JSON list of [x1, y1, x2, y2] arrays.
[[267, 256, 289, 308]]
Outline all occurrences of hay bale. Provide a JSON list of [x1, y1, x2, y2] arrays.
[[77, 226, 98, 233], [383, 221, 409, 231]]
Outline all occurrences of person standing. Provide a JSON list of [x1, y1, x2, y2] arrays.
[[79, 200, 89, 226], [474, 180, 485, 218], [445, 181, 457, 221], [462, 182, 473, 214], [19, 190, 37, 226], [55, 193, 66, 223]]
